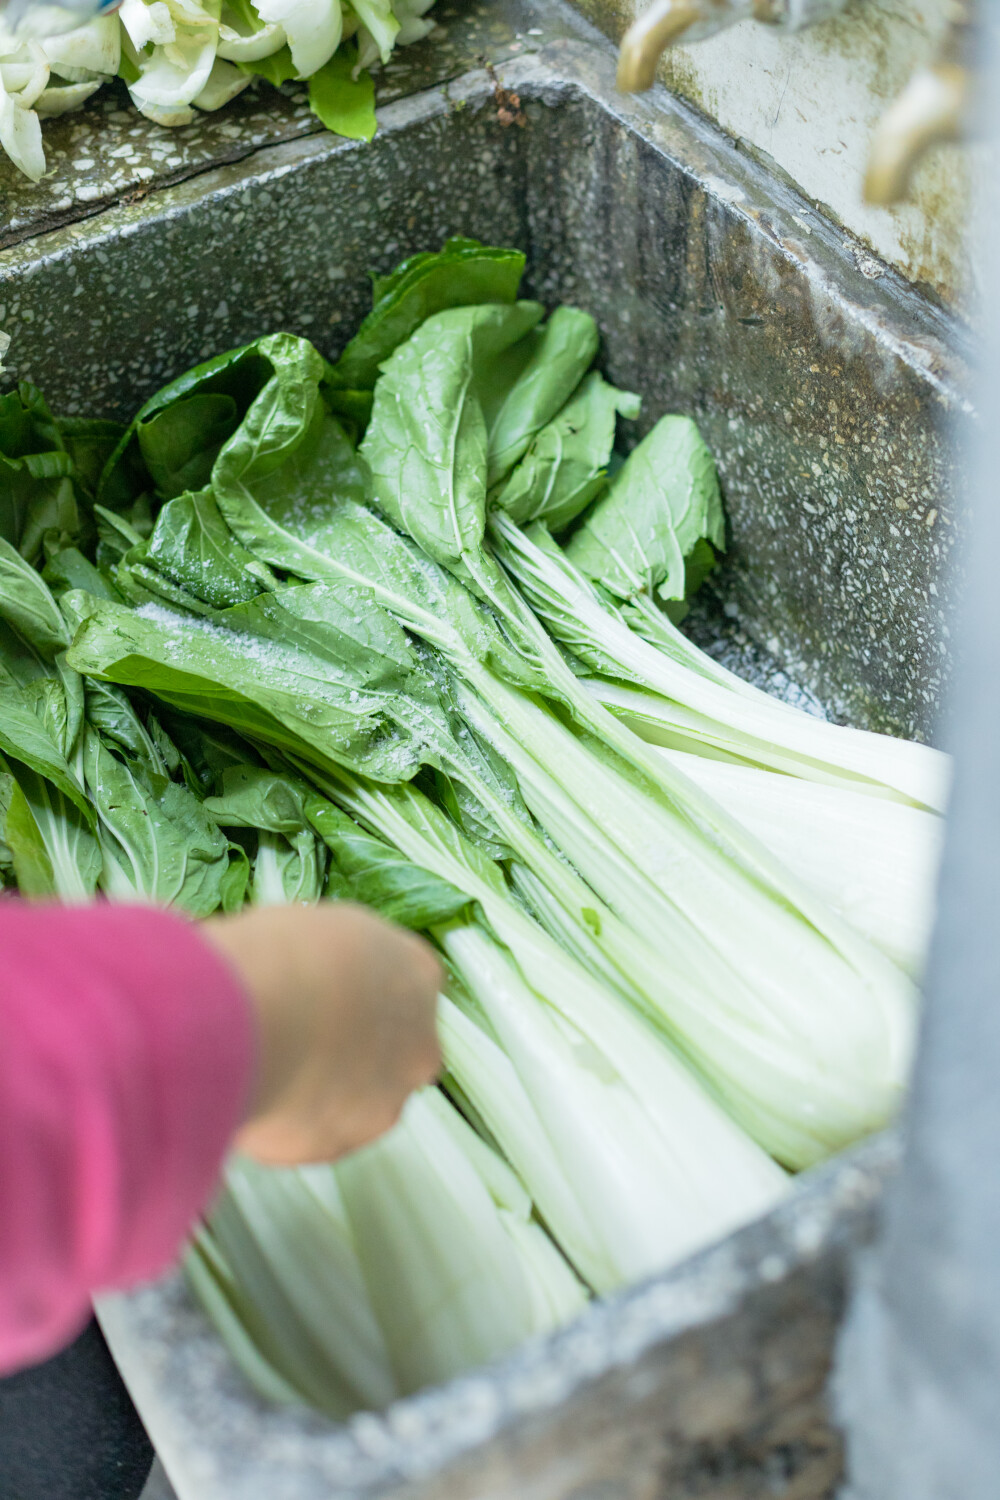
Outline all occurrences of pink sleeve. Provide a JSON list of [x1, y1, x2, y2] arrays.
[[0, 900, 256, 1375]]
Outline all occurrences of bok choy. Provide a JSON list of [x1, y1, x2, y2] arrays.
[[490, 507, 948, 812], [0, 0, 438, 181], [189, 1089, 586, 1413], [0, 237, 948, 1422]]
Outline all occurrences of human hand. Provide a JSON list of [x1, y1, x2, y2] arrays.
[[201, 903, 442, 1166]]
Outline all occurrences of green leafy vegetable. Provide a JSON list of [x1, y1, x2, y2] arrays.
[[307, 46, 376, 141], [565, 415, 725, 604], [83, 724, 235, 915], [137, 395, 243, 500], [495, 513, 949, 812], [360, 301, 543, 583], [117, 42, 142, 86], [494, 372, 641, 532], [0, 535, 72, 660], [191, 1087, 586, 1411], [0, 0, 440, 185], [650, 743, 942, 976], [42, 547, 123, 603], [65, 586, 433, 784], [0, 384, 82, 564], [0, 540, 92, 819], [204, 764, 327, 905], [98, 342, 277, 512], [485, 305, 600, 487], [308, 796, 470, 928], [2, 239, 951, 1425], [236, 43, 299, 86], [329, 238, 527, 392], [0, 762, 60, 898], [56, 419, 126, 497], [0, 756, 102, 901], [140, 490, 278, 609]]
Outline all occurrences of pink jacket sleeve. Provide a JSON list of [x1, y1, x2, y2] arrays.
[[0, 900, 256, 1375]]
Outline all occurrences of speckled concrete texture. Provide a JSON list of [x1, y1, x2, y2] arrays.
[[0, 66, 549, 410], [0, 0, 578, 249]]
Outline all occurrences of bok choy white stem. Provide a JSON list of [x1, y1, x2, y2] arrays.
[[189, 1090, 586, 1412], [490, 512, 949, 814], [437, 922, 788, 1293], [653, 745, 943, 977], [447, 667, 916, 1168]]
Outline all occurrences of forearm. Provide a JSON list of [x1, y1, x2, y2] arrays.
[[0, 901, 254, 1374]]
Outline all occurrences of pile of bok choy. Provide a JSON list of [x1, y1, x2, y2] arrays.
[[0, 235, 947, 1414], [0, 0, 435, 183]]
